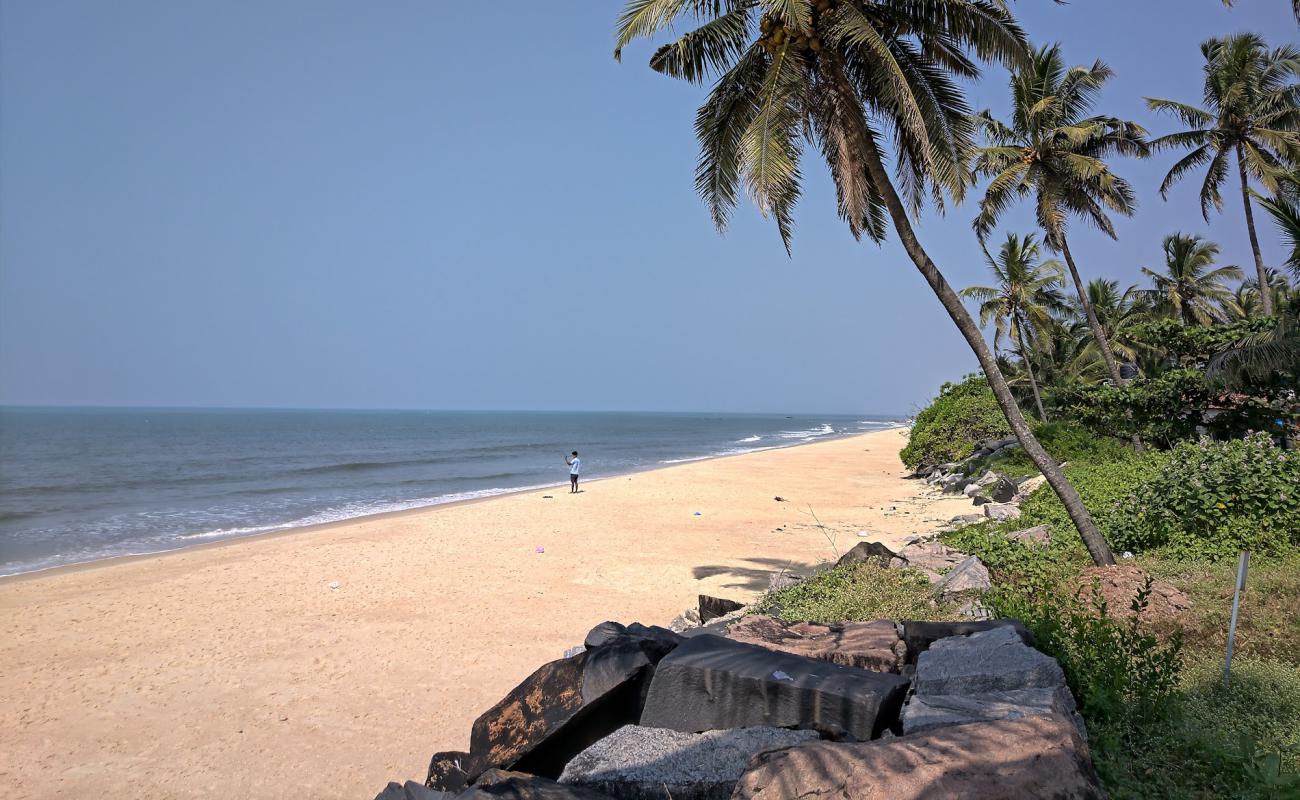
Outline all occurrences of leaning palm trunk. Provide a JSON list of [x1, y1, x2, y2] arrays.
[[1059, 239, 1124, 384], [1238, 144, 1274, 316], [857, 135, 1116, 566], [1014, 322, 1049, 421]]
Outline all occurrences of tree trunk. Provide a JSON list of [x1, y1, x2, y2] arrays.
[[1060, 237, 1146, 454], [1014, 319, 1048, 421], [1059, 238, 1124, 385], [1238, 143, 1274, 316], [857, 137, 1116, 567]]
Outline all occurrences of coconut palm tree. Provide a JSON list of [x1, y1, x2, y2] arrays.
[[972, 44, 1149, 389], [961, 233, 1068, 420], [1257, 173, 1300, 278], [1082, 278, 1151, 366], [1147, 33, 1300, 316], [615, 0, 1116, 566], [1237, 267, 1296, 317], [1141, 234, 1244, 326]]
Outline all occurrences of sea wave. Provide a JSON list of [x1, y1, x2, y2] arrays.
[[735, 435, 762, 443], [172, 483, 559, 542]]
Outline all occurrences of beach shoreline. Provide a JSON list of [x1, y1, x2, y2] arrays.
[[0, 427, 970, 799], [0, 424, 907, 585]]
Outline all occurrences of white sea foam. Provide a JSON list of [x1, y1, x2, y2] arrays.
[[736, 435, 762, 443]]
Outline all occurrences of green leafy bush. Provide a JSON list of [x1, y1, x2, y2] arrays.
[[755, 562, 957, 623], [974, 420, 1134, 478], [1110, 433, 1300, 560], [900, 374, 1011, 469], [992, 576, 1184, 735]]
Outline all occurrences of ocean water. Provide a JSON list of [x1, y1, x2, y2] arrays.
[[0, 408, 903, 576]]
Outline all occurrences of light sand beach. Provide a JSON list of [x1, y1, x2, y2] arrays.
[[0, 428, 972, 799]]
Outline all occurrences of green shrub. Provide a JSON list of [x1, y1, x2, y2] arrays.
[[1111, 433, 1300, 560], [900, 374, 1011, 469], [974, 420, 1134, 478], [991, 576, 1184, 735], [755, 562, 957, 623]]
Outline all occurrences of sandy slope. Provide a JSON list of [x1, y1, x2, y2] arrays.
[[0, 427, 972, 799]]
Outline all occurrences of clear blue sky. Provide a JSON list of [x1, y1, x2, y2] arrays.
[[0, 1, 1292, 415]]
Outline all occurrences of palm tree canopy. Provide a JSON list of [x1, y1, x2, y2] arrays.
[[1257, 176, 1300, 278], [1080, 278, 1151, 362], [1141, 233, 1245, 325], [1146, 33, 1300, 219], [961, 232, 1068, 352], [972, 43, 1149, 248], [614, 0, 1031, 252]]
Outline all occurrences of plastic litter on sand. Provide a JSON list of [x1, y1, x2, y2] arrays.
[[535, 546, 545, 553]]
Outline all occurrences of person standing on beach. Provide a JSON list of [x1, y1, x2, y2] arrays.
[[565, 451, 581, 493]]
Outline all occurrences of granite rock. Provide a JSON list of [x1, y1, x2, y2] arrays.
[[732, 713, 1105, 800], [983, 502, 1022, 522], [933, 556, 991, 599], [697, 595, 744, 623], [639, 634, 910, 741], [912, 626, 1064, 696], [834, 541, 897, 570], [558, 725, 818, 800], [1008, 525, 1051, 546], [724, 615, 905, 673], [898, 620, 1032, 664], [903, 686, 1085, 738]]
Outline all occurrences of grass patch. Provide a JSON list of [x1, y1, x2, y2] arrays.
[[1094, 655, 1300, 799], [755, 562, 961, 623], [1141, 551, 1300, 666]]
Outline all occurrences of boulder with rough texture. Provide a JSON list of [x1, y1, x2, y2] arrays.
[[375, 780, 453, 800], [1014, 473, 1047, 500], [459, 771, 616, 799], [962, 482, 981, 498], [584, 622, 627, 650], [640, 634, 910, 741], [913, 626, 1064, 696], [983, 502, 1022, 522], [724, 615, 906, 673], [1008, 524, 1051, 546], [426, 751, 473, 792], [468, 628, 681, 781], [558, 725, 818, 800], [732, 713, 1105, 800], [834, 541, 896, 569], [895, 540, 967, 581], [898, 619, 1031, 664], [933, 556, 991, 599], [902, 686, 1084, 737], [989, 475, 1018, 503], [697, 595, 743, 623], [948, 513, 984, 526]]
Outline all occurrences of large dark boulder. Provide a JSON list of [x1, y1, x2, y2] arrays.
[[898, 619, 1031, 664], [583, 622, 627, 649], [375, 780, 453, 800], [466, 628, 682, 782], [639, 634, 910, 741], [989, 475, 1018, 503], [426, 751, 473, 792], [697, 595, 744, 623], [732, 713, 1104, 799], [833, 541, 896, 569]]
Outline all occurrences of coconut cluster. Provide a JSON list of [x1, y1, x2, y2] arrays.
[[757, 0, 837, 54]]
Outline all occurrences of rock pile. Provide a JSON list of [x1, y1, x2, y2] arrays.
[[373, 617, 1105, 799]]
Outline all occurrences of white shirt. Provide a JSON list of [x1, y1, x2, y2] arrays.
[[569, 457, 581, 476]]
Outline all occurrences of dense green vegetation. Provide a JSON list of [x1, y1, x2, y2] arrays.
[[898, 375, 1011, 470], [621, 2, 1299, 794]]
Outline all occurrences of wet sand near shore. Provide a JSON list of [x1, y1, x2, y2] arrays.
[[0, 427, 973, 799]]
